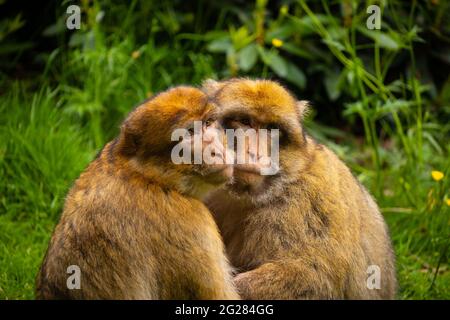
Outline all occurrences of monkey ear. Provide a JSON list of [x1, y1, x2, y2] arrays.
[[118, 126, 138, 157], [201, 79, 225, 96], [296, 100, 310, 121], [118, 118, 144, 157]]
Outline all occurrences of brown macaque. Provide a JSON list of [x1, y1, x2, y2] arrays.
[[36, 86, 239, 300], [203, 78, 397, 299]]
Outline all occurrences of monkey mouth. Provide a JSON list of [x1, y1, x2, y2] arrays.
[[228, 166, 281, 199], [234, 164, 263, 175], [228, 170, 265, 195], [202, 165, 233, 185]]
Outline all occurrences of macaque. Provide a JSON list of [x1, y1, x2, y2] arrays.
[[203, 78, 397, 299], [36, 86, 239, 300]]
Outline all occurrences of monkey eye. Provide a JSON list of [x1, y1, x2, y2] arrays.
[[186, 126, 196, 136], [222, 115, 252, 129], [266, 123, 287, 142], [266, 124, 283, 137], [204, 118, 214, 127], [239, 117, 251, 126]]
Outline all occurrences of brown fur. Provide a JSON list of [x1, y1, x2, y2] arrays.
[[36, 86, 239, 300], [203, 78, 397, 299]]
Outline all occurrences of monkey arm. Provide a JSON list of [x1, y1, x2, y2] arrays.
[[233, 259, 344, 300]]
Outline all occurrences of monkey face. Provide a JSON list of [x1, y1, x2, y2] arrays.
[[203, 79, 308, 201], [177, 118, 235, 186], [118, 86, 234, 197]]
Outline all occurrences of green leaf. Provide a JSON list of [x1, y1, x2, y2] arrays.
[[230, 26, 254, 50], [257, 47, 304, 87], [375, 99, 413, 117], [258, 47, 288, 77], [288, 15, 332, 36], [322, 37, 345, 52], [42, 18, 66, 37], [357, 27, 400, 51], [238, 43, 258, 71], [343, 101, 364, 116], [324, 69, 341, 101], [264, 23, 296, 43], [269, 54, 288, 77], [280, 42, 315, 60], [284, 62, 306, 89], [423, 132, 443, 155], [376, 33, 399, 50], [68, 32, 86, 47], [207, 38, 232, 53]]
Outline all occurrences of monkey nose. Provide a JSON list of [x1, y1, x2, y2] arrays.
[[203, 127, 220, 140], [210, 149, 223, 159], [249, 152, 258, 163]]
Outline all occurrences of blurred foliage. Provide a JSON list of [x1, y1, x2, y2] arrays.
[[0, 0, 449, 299]]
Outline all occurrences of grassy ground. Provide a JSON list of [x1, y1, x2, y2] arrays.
[[0, 79, 448, 300], [0, 0, 449, 299]]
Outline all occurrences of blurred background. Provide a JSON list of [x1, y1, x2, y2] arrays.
[[0, 0, 449, 299]]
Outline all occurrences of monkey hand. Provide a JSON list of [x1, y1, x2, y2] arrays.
[[233, 270, 259, 300], [233, 263, 285, 300], [233, 260, 339, 300]]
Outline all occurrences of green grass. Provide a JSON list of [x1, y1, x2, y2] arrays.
[[0, 83, 448, 299], [0, 87, 92, 299], [0, 0, 449, 299]]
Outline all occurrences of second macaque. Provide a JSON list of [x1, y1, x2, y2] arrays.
[[203, 78, 397, 299]]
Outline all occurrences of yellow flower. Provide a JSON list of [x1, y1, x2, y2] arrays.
[[272, 38, 283, 48], [431, 170, 444, 181], [446, 199, 450, 206], [131, 50, 141, 59]]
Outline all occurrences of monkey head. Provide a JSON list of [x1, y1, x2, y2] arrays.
[[203, 78, 310, 203], [117, 86, 234, 198]]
